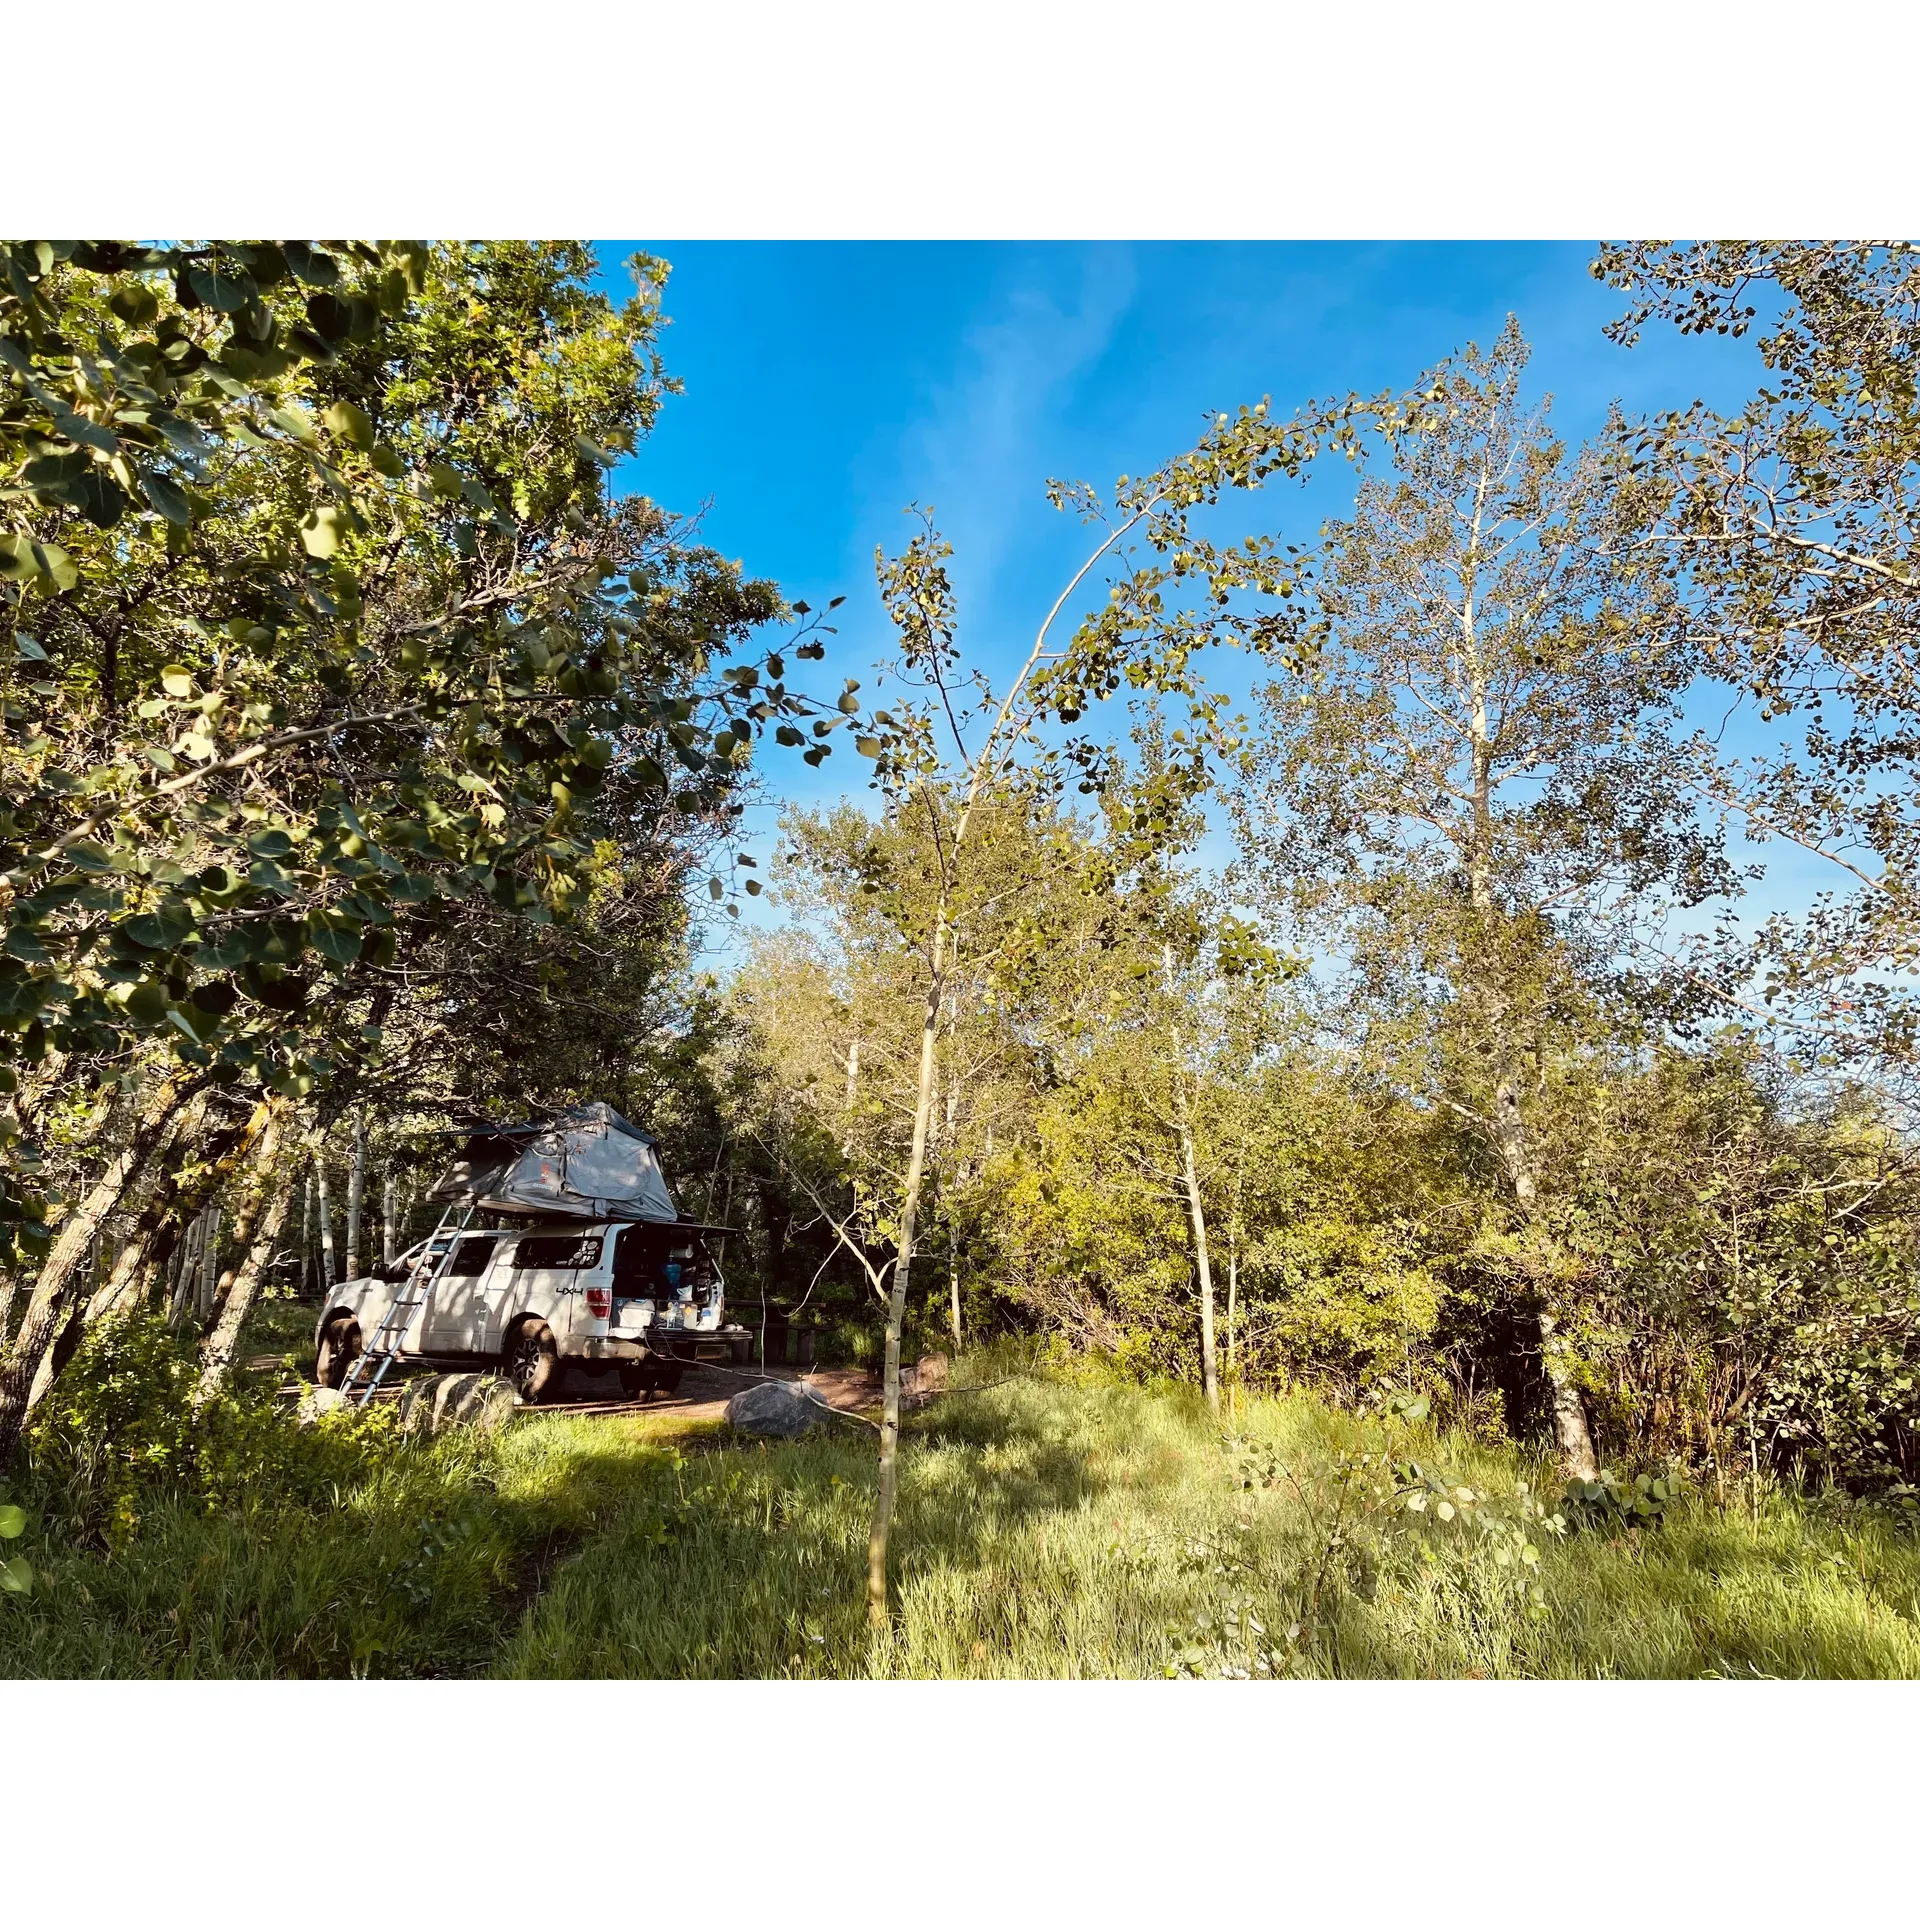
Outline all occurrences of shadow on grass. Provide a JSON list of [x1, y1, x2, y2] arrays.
[[490, 1378, 1150, 1679]]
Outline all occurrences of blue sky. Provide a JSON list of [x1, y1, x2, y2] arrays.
[[592, 241, 1811, 946]]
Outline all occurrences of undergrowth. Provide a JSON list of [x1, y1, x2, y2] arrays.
[[6, 1325, 1920, 1678]]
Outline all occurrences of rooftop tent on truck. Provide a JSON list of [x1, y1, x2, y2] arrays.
[[428, 1102, 681, 1223]]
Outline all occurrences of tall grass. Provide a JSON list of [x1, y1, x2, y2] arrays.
[[6, 1332, 1920, 1677], [497, 1366, 1920, 1679]]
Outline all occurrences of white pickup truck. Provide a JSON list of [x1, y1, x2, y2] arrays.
[[314, 1218, 750, 1403]]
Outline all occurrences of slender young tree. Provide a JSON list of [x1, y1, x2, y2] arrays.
[[315, 1152, 336, 1294], [841, 391, 1346, 1619], [344, 1109, 365, 1286]]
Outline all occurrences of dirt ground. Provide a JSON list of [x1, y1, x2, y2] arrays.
[[269, 1347, 883, 1424], [531, 1359, 881, 1423]]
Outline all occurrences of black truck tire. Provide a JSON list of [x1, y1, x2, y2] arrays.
[[504, 1318, 560, 1404], [315, 1315, 362, 1388]]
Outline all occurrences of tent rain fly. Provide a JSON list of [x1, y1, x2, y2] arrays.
[[429, 1102, 681, 1223]]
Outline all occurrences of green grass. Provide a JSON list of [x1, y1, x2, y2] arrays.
[[496, 1371, 1920, 1678], [7, 1345, 1920, 1677]]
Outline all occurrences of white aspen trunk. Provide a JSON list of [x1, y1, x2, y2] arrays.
[[844, 1035, 859, 1111], [1226, 1238, 1238, 1411], [316, 1154, 336, 1292], [301, 1173, 315, 1294], [165, 1214, 197, 1326], [205, 1105, 287, 1321], [87, 1228, 151, 1326], [0, 1070, 198, 1471], [1175, 1110, 1221, 1412], [948, 1234, 963, 1350], [195, 1167, 295, 1404], [1164, 942, 1219, 1411], [27, 1234, 103, 1408], [868, 918, 946, 1627], [1226, 1158, 1243, 1414], [87, 1088, 215, 1324], [381, 1170, 395, 1267], [1459, 500, 1599, 1482], [344, 1110, 365, 1286], [197, 1206, 222, 1324]]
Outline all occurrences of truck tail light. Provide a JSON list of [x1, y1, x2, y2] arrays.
[[585, 1287, 611, 1319]]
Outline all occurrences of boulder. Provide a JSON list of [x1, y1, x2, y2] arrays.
[[725, 1379, 835, 1437], [397, 1377, 438, 1438], [445, 1373, 520, 1433], [296, 1386, 349, 1425], [904, 1353, 950, 1402], [431, 1372, 470, 1431]]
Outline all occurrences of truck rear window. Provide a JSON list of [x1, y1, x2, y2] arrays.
[[511, 1233, 604, 1271]]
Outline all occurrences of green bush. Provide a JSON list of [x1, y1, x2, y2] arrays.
[[25, 1311, 390, 1549]]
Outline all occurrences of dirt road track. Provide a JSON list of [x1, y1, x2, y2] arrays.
[[524, 1361, 881, 1423], [271, 1355, 883, 1425]]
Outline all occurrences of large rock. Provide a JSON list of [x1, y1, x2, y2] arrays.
[[396, 1372, 521, 1437], [725, 1379, 835, 1437], [445, 1373, 520, 1433], [397, 1376, 438, 1437], [296, 1386, 350, 1425], [431, 1373, 471, 1431], [902, 1353, 950, 1407]]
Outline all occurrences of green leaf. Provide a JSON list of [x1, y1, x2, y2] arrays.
[[141, 468, 193, 526], [13, 633, 49, 663], [4, 925, 50, 964], [187, 260, 251, 312], [427, 461, 464, 500], [0, 534, 77, 593], [300, 506, 349, 559], [0, 1557, 31, 1596], [164, 1006, 205, 1042], [124, 981, 169, 1023], [0, 1506, 22, 1540], [305, 919, 364, 967], [323, 399, 376, 451], [122, 908, 193, 950], [269, 405, 318, 445], [160, 666, 194, 698]]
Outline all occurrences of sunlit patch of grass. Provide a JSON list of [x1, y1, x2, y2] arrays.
[[8, 1346, 1920, 1678], [496, 1363, 1920, 1680]]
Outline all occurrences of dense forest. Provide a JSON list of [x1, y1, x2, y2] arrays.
[[5, 239, 1920, 1676]]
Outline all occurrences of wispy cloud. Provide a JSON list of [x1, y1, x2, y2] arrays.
[[875, 244, 1139, 589]]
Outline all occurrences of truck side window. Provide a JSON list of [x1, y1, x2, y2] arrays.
[[511, 1233, 604, 1271]]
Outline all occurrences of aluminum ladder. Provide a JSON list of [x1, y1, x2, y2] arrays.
[[339, 1202, 476, 1405]]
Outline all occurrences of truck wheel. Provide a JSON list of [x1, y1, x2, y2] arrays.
[[505, 1319, 560, 1404], [315, 1316, 362, 1388]]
